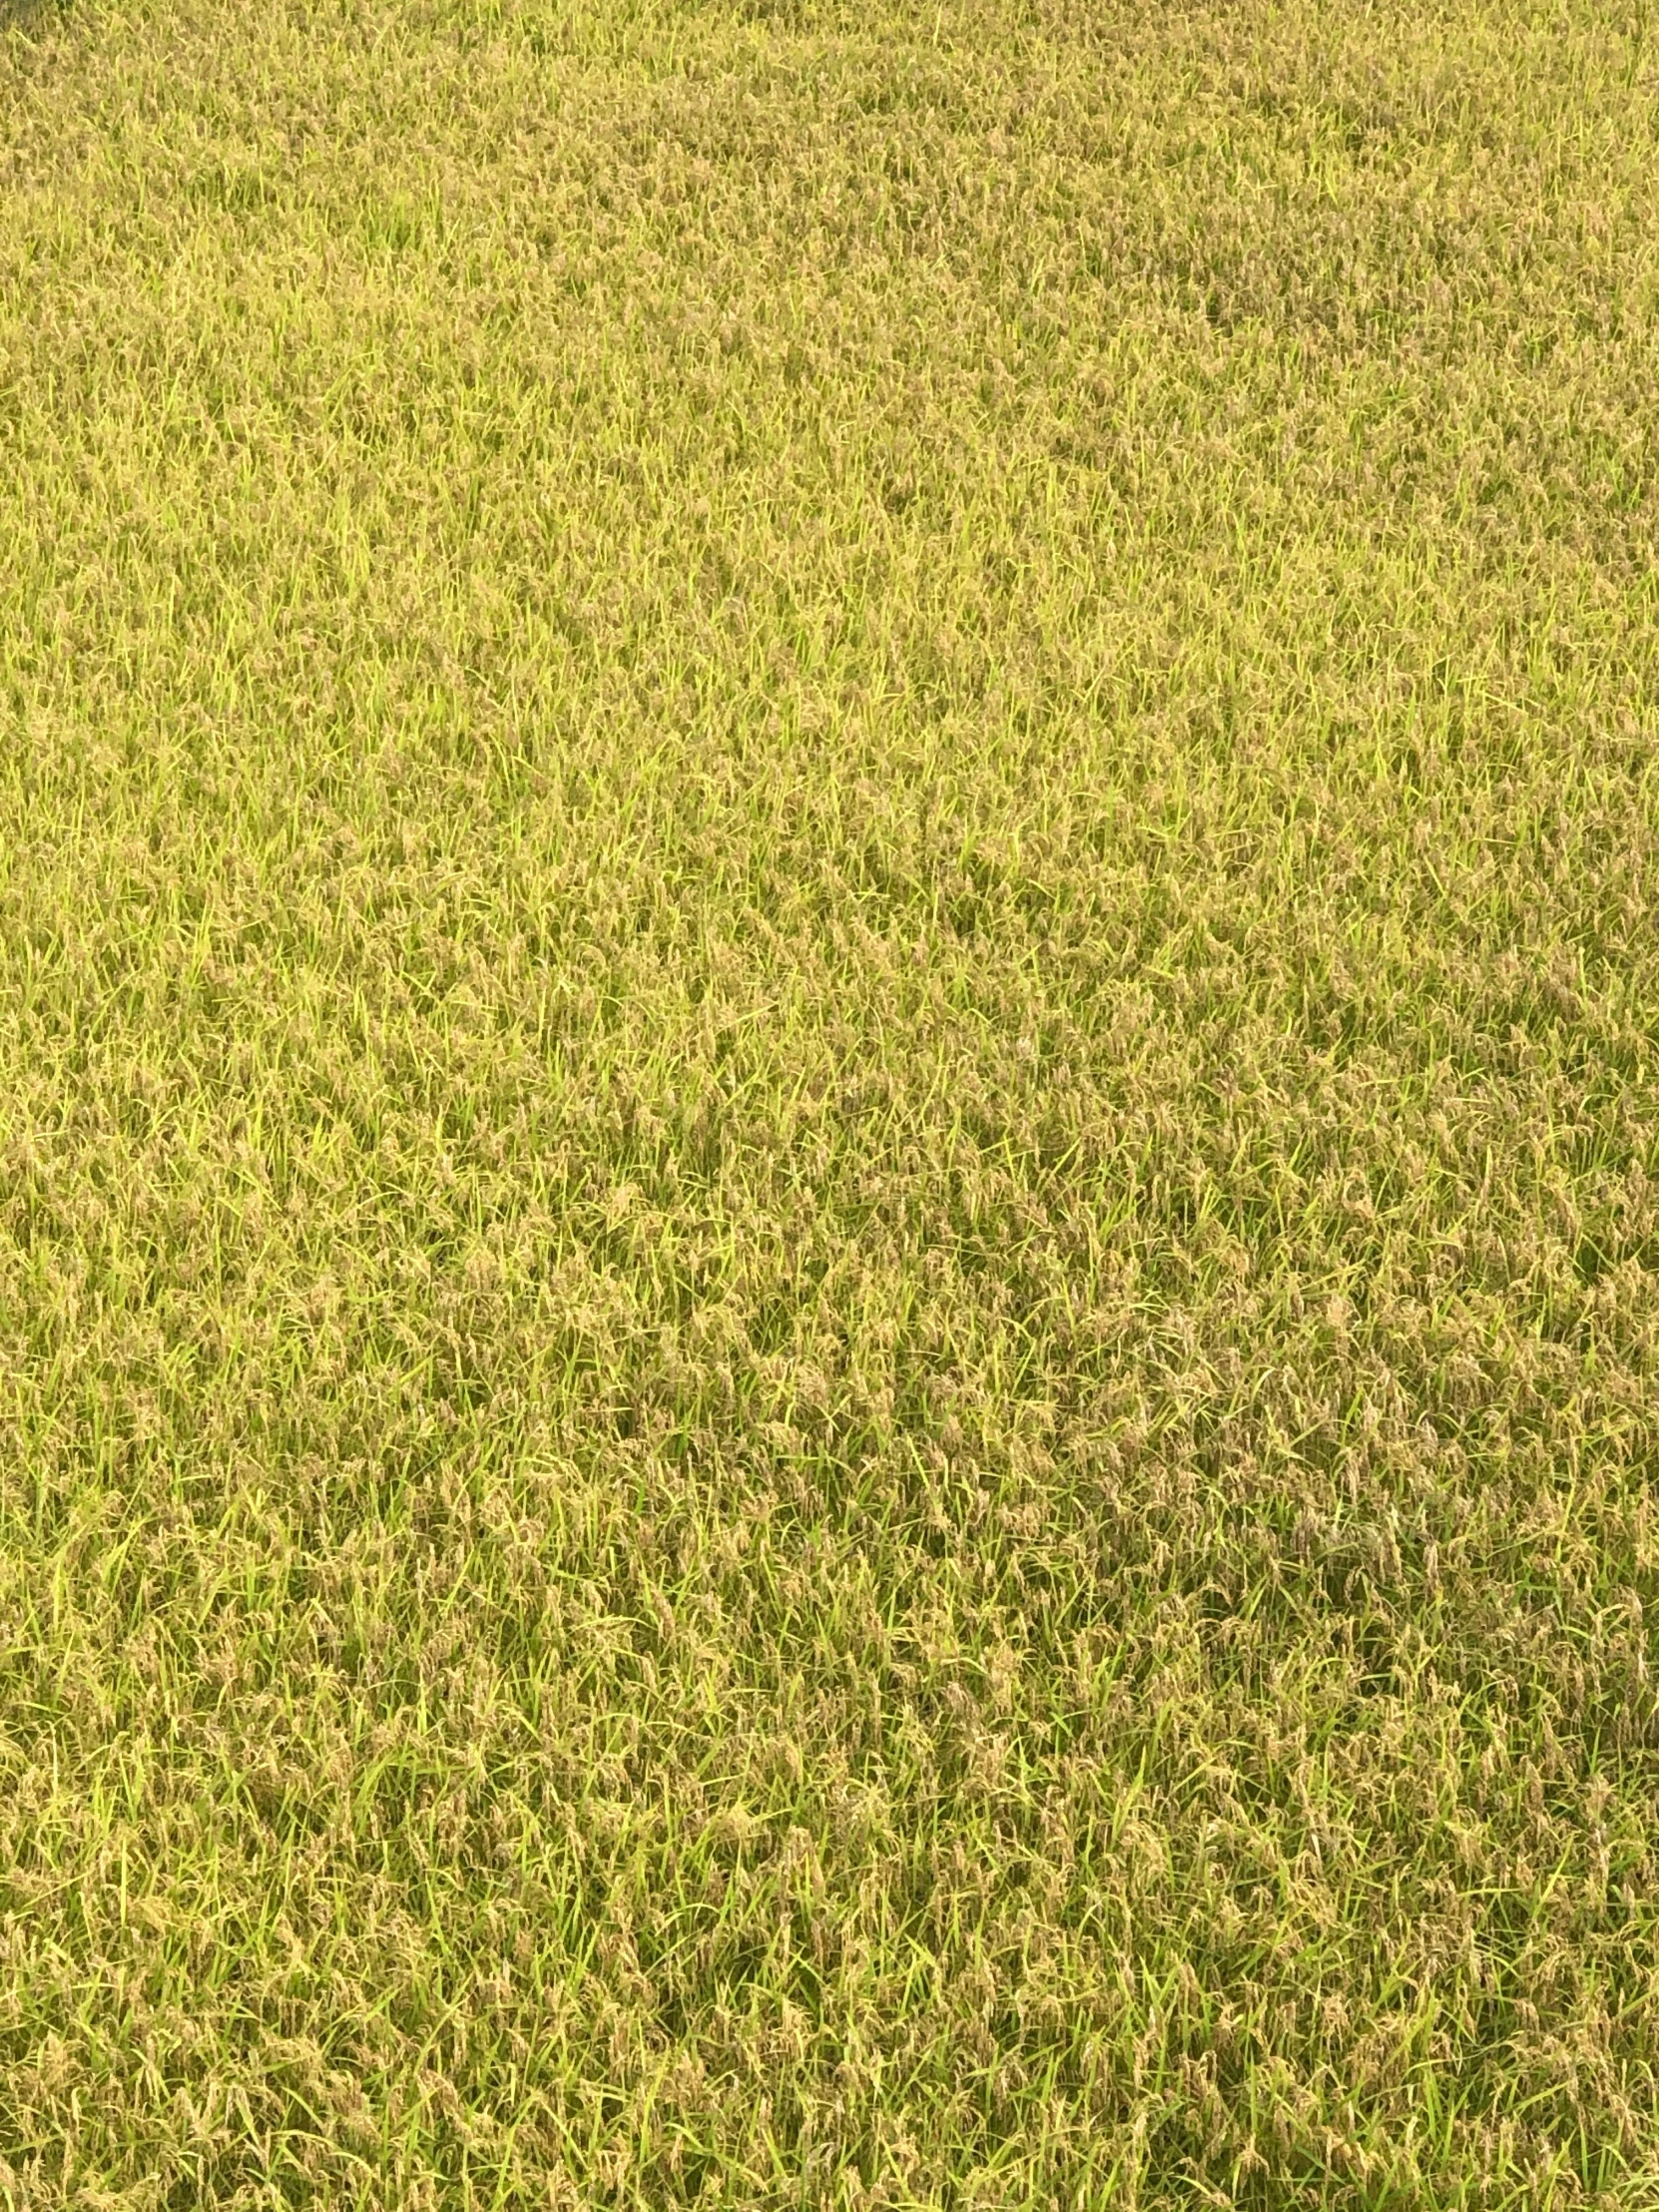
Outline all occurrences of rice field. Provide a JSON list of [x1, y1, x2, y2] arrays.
[[3, 0, 1659, 2202]]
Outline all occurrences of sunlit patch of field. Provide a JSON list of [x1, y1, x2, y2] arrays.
[[2, 0, 1659, 2202]]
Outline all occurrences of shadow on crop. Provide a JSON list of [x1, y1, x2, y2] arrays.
[[0, 0, 71, 35]]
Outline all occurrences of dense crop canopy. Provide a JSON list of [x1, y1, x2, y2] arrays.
[[2, 0, 1659, 2203]]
